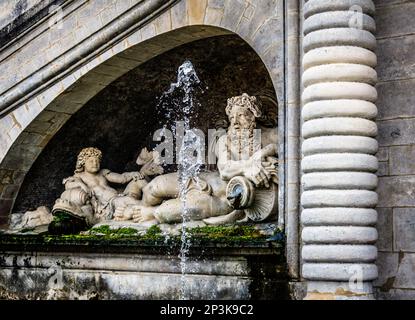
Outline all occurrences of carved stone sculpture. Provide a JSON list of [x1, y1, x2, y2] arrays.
[[52, 147, 163, 226], [11, 206, 53, 230], [37, 93, 278, 231], [126, 93, 279, 225]]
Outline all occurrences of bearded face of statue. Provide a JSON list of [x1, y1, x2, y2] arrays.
[[84, 156, 101, 174], [228, 105, 256, 132], [227, 105, 258, 160]]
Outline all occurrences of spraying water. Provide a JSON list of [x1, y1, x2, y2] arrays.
[[157, 60, 203, 299]]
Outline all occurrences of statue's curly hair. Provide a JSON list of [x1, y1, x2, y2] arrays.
[[225, 93, 262, 118], [75, 147, 102, 173]]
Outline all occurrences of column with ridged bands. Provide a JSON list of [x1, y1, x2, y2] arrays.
[[301, 0, 378, 299]]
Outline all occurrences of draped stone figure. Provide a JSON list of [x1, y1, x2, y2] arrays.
[[14, 93, 278, 231], [115, 93, 279, 225]]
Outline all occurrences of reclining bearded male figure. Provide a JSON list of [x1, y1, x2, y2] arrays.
[[115, 93, 278, 225]]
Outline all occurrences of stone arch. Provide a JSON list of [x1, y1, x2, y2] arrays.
[[0, 0, 286, 227]]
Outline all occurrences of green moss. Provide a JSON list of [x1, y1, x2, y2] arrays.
[[41, 225, 164, 243], [1, 223, 285, 248], [44, 234, 95, 242], [89, 225, 138, 236], [145, 225, 162, 237], [186, 225, 267, 243], [52, 211, 73, 223], [188, 225, 259, 237]]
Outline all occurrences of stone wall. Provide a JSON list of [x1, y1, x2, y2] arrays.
[[0, 0, 42, 29], [0, 0, 64, 46], [0, 241, 288, 300], [375, 0, 415, 300]]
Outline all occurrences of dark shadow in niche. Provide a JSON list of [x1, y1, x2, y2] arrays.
[[13, 34, 276, 213]]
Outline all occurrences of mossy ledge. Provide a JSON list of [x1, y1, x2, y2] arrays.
[[0, 225, 285, 250]]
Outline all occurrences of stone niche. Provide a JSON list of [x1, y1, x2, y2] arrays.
[[14, 35, 277, 213], [0, 35, 287, 299]]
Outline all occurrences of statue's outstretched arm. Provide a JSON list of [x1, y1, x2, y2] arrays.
[[105, 170, 144, 185]]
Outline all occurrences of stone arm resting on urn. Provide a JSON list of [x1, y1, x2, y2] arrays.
[[216, 138, 278, 188]]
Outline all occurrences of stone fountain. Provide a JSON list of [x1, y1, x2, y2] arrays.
[[0, 62, 286, 300]]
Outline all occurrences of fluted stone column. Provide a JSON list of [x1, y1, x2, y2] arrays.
[[301, 0, 378, 299]]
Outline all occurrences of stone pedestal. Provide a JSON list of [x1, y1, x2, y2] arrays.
[[301, 0, 379, 299], [0, 236, 288, 300]]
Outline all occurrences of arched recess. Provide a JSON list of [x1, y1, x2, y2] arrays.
[[0, 0, 300, 278]]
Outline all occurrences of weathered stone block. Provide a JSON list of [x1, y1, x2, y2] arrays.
[[36, 83, 64, 109], [376, 3, 415, 38], [45, 114, 71, 136], [252, 17, 281, 55], [204, 7, 223, 25], [0, 246, 288, 300], [393, 209, 415, 252], [46, 100, 82, 115], [9, 110, 32, 134], [376, 147, 389, 162], [171, 0, 188, 29], [377, 161, 389, 177], [373, 252, 398, 289], [187, 0, 207, 25], [74, 17, 102, 43], [263, 43, 284, 91], [0, 170, 14, 185], [0, 199, 13, 217], [376, 208, 393, 251], [57, 32, 77, 56], [116, 0, 133, 14], [207, 0, 225, 9], [378, 118, 415, 146], [394, 253, 415, 289], [376, 288, 415, 300], [100, 4, 118, 26], [35, 110, 59, 123], [154, 12, 172, 35], [236, 0, 280, 40], [12, 171, 26, 185], [375, 0, 411, 7], [389, 146, 415, 175], [1, 184, 19, 199], [102, 56, 140, 71], [376, 79, 415, 120], [221, 0, 245, 30], [26, 120, 52, 135], [0, 152, 34, 171], [377, 176, 415, 207], [243, 3, 255, 20], [59, 84, 104, 105], [141, 22, 156, 41], [377, 35, 415, 82], [5, 124, 22, 144]]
